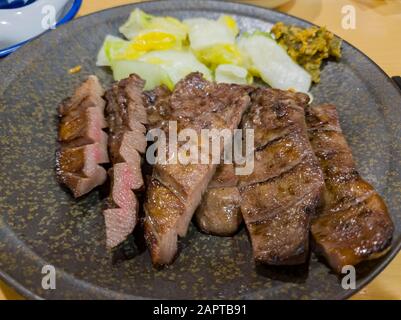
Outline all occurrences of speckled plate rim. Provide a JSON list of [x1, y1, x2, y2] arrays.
[[0, 0, 400, 300]]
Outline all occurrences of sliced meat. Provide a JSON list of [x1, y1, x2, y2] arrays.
[[208, 163, 239, 189], [144, 73, 251, 265], [56, 75, 109, 198], [144, 179, 184, 263], [241, 158, 323, 264], [144, 86, 244, 237], [241, 87, 309, 150], [238, 130, 310, 187], [306, 104, 394, 273], [239, 88, 324, 265], [104, 74, 148, 249], [143, 85, 172, 131], [195, 160, 243, 236], [195, 186, 242, 236], [58, 106, 107, 148], [56, 144, 108, 177], [59, 76, 105, 116]]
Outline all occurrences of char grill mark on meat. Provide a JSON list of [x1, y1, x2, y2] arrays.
[[306, 104, 394, 272], [239, 88, 324, 265], [104, 74, 148, 249], [144, 73, 251, 265], [56, 75, 109, 198]]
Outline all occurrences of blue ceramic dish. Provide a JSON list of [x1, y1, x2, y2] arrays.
[[0, 0, 82, 57], [0, 0, 37, 9]]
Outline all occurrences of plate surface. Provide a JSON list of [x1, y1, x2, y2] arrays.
[[0, 0, 400, 300]]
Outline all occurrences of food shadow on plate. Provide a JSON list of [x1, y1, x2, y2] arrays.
[[312, 249, 391, 282], [179, 222, 310, 284], [239, 224, 309, 283], [353, 255, 389, 278], [111, 218, 148, 265], [254, 256, 310, 284]]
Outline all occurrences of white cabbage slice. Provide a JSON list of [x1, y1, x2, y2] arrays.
[[119, 8, 188, 43], [184, 16, 238, 51], [215, 64, 251, 85], [98, 12, 312, 93], [96, 35, 139, 67], [138, 50, 212, 84], [237, 32, 311, 93], [111, 60, 173, 91]]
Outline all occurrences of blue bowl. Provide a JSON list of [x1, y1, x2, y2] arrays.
[[0, 0, 82, 57], [0, 0, 37, 9]]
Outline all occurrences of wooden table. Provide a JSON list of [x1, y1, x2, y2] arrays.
[[1, 0, 400, 300]]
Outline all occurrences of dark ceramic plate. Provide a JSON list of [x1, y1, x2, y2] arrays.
[[0, 0, 400, 300]]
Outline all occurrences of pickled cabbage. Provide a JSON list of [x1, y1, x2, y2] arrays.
[[96, 35, 145, 66], [215, 64, 252, 85], [184, 16, 238, 51], [138, 50, 212, 84], [111, 60, 174, 90], [237, 32, 311, 92], [119, 8, 188, 51]]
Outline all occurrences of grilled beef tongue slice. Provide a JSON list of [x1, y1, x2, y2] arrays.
[[239, 88, 324, 265], [104, 74, 148, 249], [196, 184, 242, 236], [143, 85, 172, 131], [195, 162, 243, 236], [306, 104, 394, 273], [56, 75, 109, 198], [144, 72, 251, 265], [144, 86, 244, 237]]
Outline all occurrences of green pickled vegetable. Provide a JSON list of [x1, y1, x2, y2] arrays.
[[271, 22, 342, 83]]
